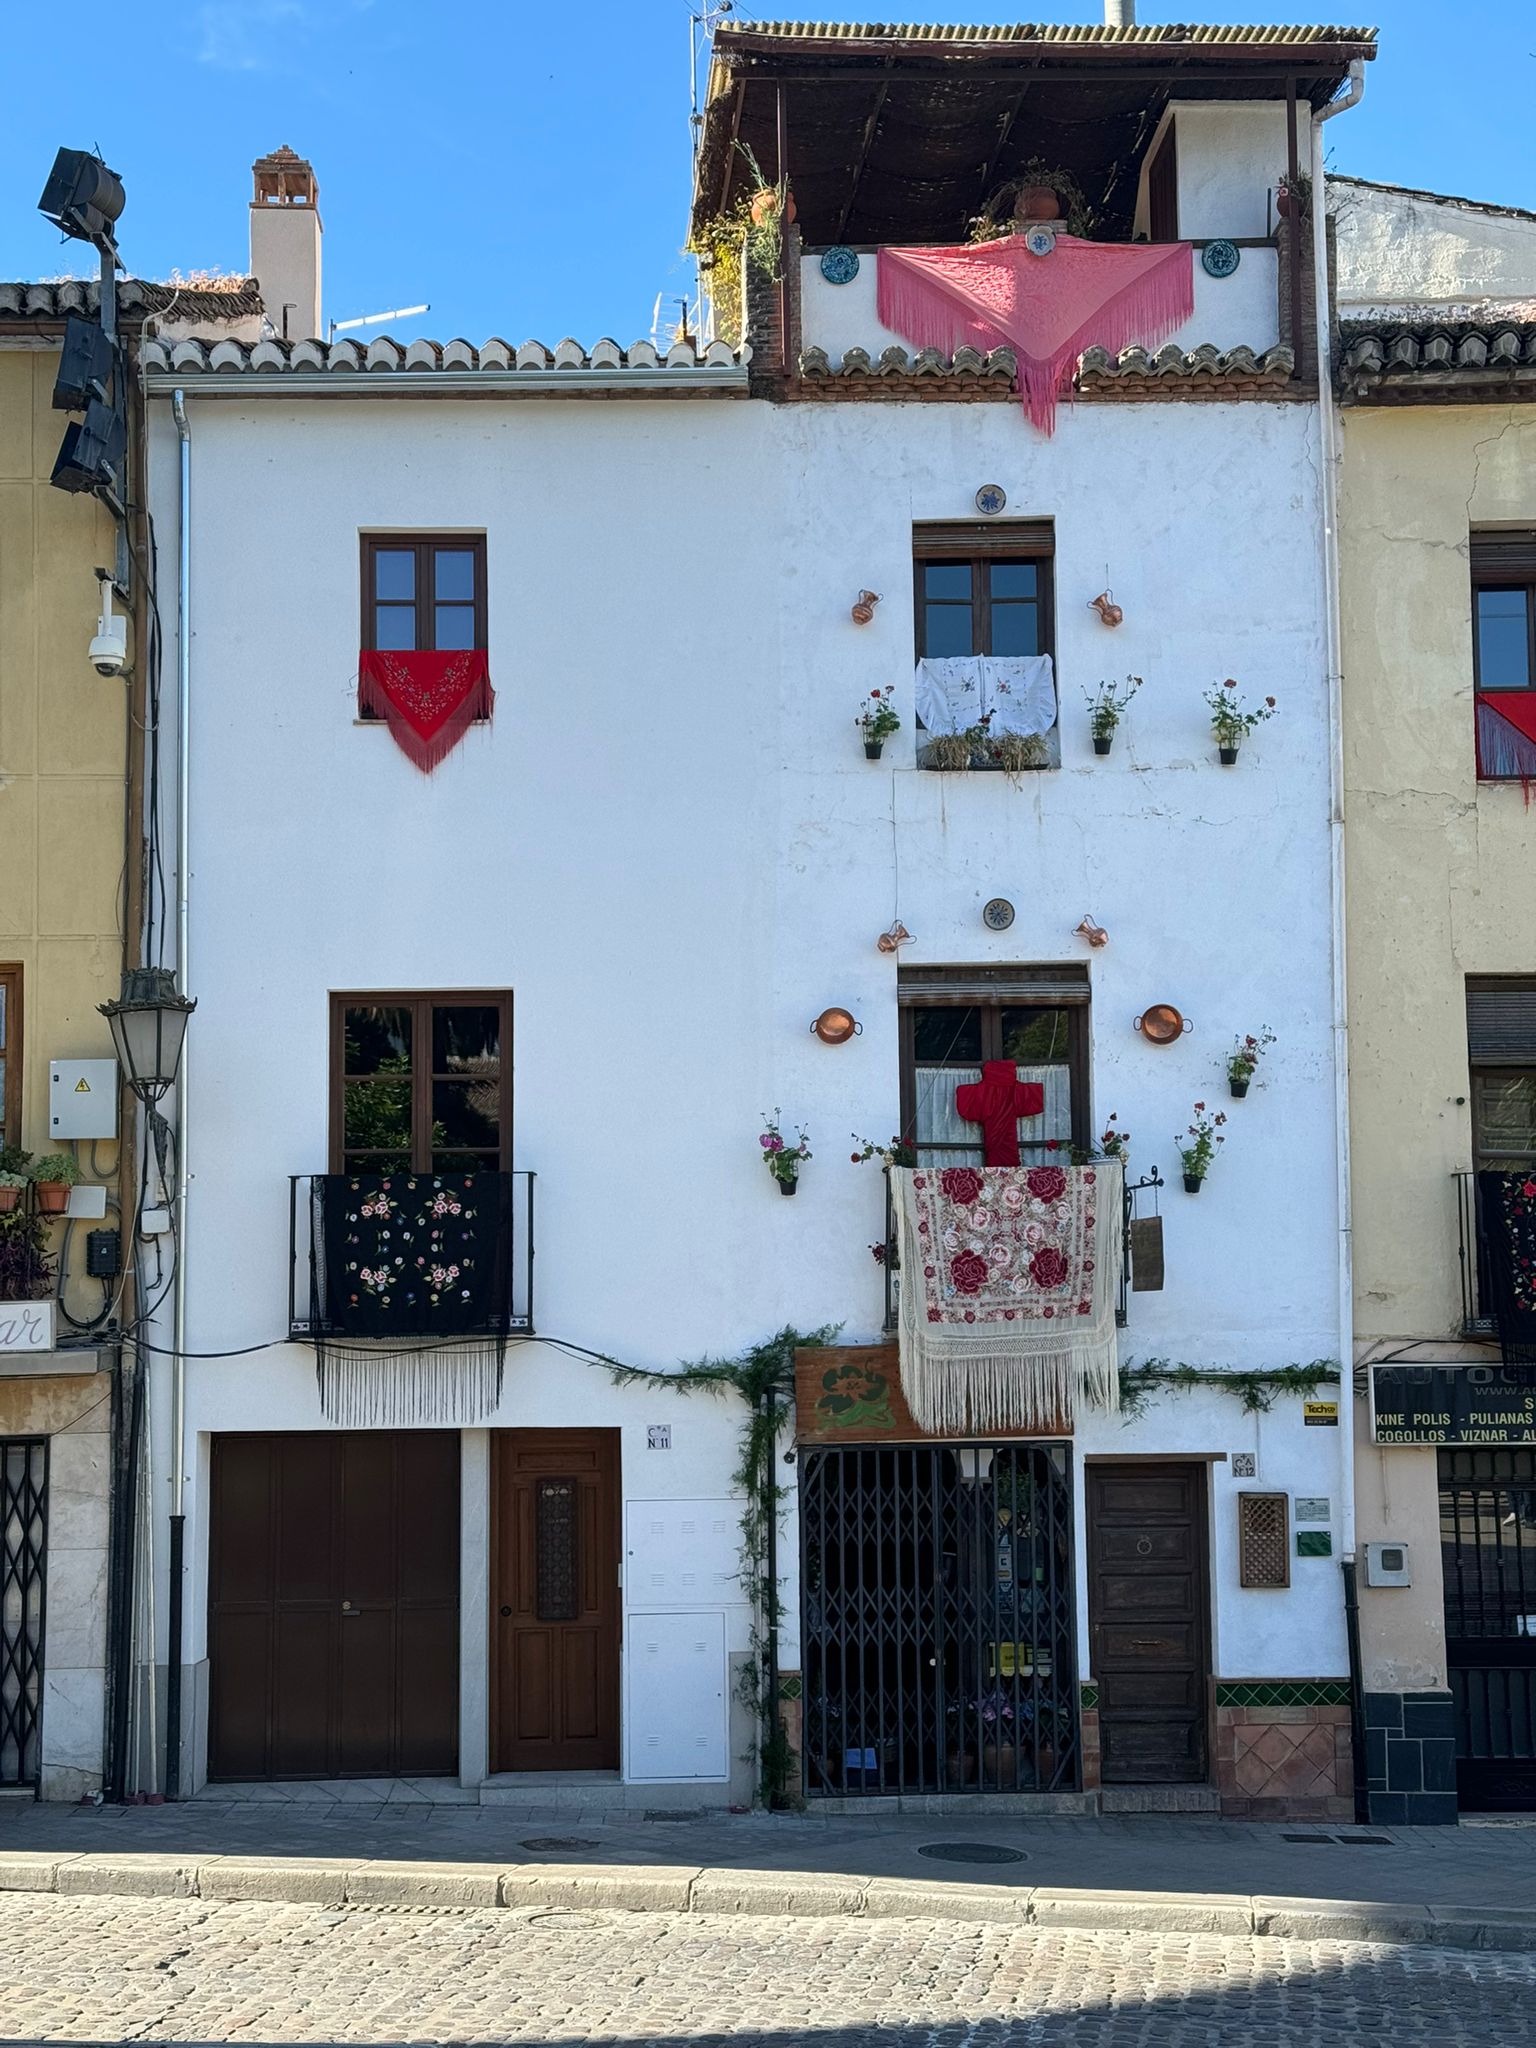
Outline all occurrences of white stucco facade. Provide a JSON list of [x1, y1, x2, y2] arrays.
[[140, 343, 1348, 1803]]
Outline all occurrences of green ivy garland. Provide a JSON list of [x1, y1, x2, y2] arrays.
[[1118, 1357, 1340, 1418]]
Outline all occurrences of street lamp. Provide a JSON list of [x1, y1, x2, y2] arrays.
[[98, 968, 196, 1106]]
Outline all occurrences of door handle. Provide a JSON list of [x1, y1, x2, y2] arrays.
[[499, 1605, 513, 1618], [341, 1600, 359, 1618]]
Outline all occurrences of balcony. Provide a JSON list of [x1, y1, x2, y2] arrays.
[[1455, 1171, 1496, 1338], [289, 1170, 534, 1342]]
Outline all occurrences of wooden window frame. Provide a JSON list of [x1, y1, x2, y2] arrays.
[[0, 965, 20, 1152], [897, 971, 1090, 1163], [328, 989, 512, 1174], [1471, 531, 1536, 698], [1145, 122, 1179, 243], [913, 524, 1056, 665], [360, 534, 488, 655]]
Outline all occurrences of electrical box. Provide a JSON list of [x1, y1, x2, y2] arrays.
[[85, 1228, 121, 1278], [49, 1059, 118, 1141], [1365, 1540, 1412, 1588]]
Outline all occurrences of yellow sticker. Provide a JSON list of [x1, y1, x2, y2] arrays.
[[1303, 1401, 1339, 1427], [75, 1077, 90, 1092]]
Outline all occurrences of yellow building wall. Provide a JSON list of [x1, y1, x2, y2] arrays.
[[0, 346, 127, 1155], [1339, 400, 1536, 1694]]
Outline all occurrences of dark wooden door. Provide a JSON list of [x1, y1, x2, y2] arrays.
[[492, 1430, 620, 1772], [1087, 1463, 1210, 1784], [208, 1431, 459, 1781]]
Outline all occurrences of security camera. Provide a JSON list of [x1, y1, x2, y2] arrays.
[[89, 577, 129, 677]]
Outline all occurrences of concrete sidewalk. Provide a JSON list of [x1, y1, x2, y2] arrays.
[[2, 1796, 1534, 1949]]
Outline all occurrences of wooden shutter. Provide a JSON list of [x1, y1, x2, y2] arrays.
[[898, 964, 1089, 1006], [1470, 532, 1536, 582], [913, 520, 1054, 559], [1237, 1492, 1291, 1590]]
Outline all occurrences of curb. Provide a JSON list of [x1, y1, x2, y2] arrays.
[[1, 1852, 1531, 1951]]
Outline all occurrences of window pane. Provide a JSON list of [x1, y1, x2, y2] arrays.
[[432, 1150, 497, 1173], [344, 1006, 412, 1075], [434, 549, 476, 601], [989, 562, 1038, 599], [990, 602, 1040, 657], [373, 550, 415, 600], [434, 604, 476, 651], [924, 604, 973, 657], [0, 983, 6, 1047], [433, 1005, 501, 1072], [433, 1079, 499, 1153], [910, 1006, 982, 1064], [1001, 1008, 1070, 1063], [1478, 588, 1531, 690], [923, 563, 971, 599], [375, 605, 418, 651], [342, 1149, 413, 1174], [1473, 1071, 1536, 1162], [344, 1080, 413, 1155]]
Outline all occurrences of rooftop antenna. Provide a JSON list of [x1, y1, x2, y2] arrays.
[[687, 0, 734, 161], [327, 303, 429, 342]]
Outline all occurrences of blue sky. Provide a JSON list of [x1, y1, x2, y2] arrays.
[[3, 2, 1533, 343]]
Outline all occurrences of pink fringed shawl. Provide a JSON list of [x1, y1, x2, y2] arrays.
[[878, 236, 1195, 433]]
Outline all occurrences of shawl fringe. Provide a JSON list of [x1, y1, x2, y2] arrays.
[[357, 652, 495, 774], [1476, 696, 1536, 805], [314, 1340, 506, 1425]]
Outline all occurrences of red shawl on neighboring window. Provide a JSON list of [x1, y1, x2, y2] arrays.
[[1476, 691, 1536, 801], [878, 236, 1194, 433], [358, 650, 493, 773]]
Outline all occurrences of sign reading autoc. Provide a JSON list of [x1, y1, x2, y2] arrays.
[[1372, 1364, 1536, 1444]]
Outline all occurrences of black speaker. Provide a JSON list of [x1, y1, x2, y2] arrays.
[[53, 315, 115, 411], [38, 148, 125, 244], [51, 399, 126, 494]]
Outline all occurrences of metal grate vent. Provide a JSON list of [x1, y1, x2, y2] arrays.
[[535, 1479, 579, 1622], [1237, 1491, 1290, 1590]]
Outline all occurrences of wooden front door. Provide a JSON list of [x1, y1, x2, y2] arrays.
[[1087, 1462, 1210, 1784], [492, 1430, 620, 1772], [208, 1431, 460, 1781]]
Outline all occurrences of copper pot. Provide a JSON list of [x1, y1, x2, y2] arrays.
[[811, 1008, 860, 1045], [1089, 591, 1124, 628], [1135, 1004, 1191, 1045], [851, 590, 881, 625]]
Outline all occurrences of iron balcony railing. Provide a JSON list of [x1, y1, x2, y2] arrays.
[[1455, 1171, 1495, 1338], [288, 1170, 534, 1341]]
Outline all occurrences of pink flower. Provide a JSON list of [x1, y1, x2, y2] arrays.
[[940, 1167, 984, 1205], [950, 1249, 989, 1294]]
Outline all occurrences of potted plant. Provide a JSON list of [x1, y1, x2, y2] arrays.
[[856, 688, 900, 761], [1177, 1104, 1226, 1193], [1098, 1114, 1130, 1161], [0, 1210, 54, 1302], [979, 1688, 1028, 1789], [29, 1153, 80, 1216], [851, 1134, 917, 1168], [970, 162, 1094, 241], [1205, 678, 1277, 764], [761, 1111, 811, 1196], [1083, 675, 1142, 756], [1276, 168, 1313, 221], [1227, 1027, 1276, 1099], [0, 1169, 27, 1216]]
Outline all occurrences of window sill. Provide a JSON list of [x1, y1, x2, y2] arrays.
[[354, 717, 492, 728]]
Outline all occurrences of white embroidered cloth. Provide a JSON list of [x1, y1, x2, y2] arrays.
[[892, 1160, 1122, 1434], [914, 655, 1056, 738]]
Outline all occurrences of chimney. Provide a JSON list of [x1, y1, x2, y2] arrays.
[[1104, 0, 1136, 23], [249, 146, 322, 342]]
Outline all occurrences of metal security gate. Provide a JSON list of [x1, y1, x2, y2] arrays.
[[800, 1442, 1078, 1797], [1440, 1447, 1536, 1810], [0, 1439, 47, 1788]]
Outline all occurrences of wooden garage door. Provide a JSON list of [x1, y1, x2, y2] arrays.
[[208, 1431, 459, 1781], [1087, 1462, 1211, 1784]]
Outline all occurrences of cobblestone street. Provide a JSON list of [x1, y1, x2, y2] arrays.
[[2, 1893, 1534, 2046]]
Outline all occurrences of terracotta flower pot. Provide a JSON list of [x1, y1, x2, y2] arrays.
[[1016, 185, 1062, 223], [864, 740, 884, 760], [751, 186, 796, 227], [1093, 734, 1113, 756], [33, 1182, 70, 1215], [1230, 1077, 1250, 1099], [0, 1186, 20, 1214], [1183, 1173, 1204, 1195], [944, 1747, 977, 1788], [1276, 186, 1297, 220], [1218, 744, 1239, 765]]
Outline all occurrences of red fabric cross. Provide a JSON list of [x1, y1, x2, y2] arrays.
[[954, 1061, 1046, 1168]]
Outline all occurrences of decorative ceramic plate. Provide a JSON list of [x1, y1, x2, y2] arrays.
[[1023, 225, 1057, 258], [982, 898, 1016, 932], [819, 246, 860, 285], [974, 483, 1007, 516], [1202, 239, 1240, 278]]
